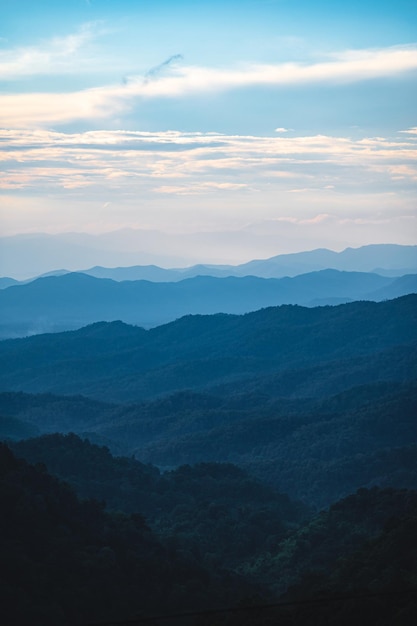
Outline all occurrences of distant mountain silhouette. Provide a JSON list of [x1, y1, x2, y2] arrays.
[[0, 277, 19, 289], [235, 244, 417, 277], [1, 241, 416, 282], [0, 269, 416, 338]]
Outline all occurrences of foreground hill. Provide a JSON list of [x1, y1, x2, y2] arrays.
[[0, 269, 416, 338], [0, 443, 259, 626], [10, 433, 308, 569], [4, 439, 417, 625]]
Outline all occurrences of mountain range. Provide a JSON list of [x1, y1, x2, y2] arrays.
[[1, 268, 417, 622], [0, 268, 416, 339], [0, 294, 416, 508], [0, 293, 415, 402], [1, 242, 417, 282]]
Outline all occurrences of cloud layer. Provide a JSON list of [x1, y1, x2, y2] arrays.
[[1, 42, 417, 127], [1, 127, 416, 191], [1, 127, 416, 241]]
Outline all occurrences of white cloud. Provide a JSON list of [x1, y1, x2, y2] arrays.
[[1, 44, 416, 127], [1, 128, 416, 201], [137, 45, 417, 96]]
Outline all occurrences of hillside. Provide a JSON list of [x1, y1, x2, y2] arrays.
[[0, 443, 258, 625], [4, 438, 417, 625], [1, 380, 417, 508]]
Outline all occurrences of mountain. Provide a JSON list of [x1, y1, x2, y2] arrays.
[[1, 237, 416, 282], [52, 243, 417, 281], [0, 277, 19, 289], [9, 433, 308, 570], [4, 438, 417, 625], [0, 295, 416, 403], [79, 244, 417, 282], [236, 244, 417, 278], [0, 269, 416, 338], [0, 230, 194, 279], [2, 379, 417, 508], [0, 296, 415, 507]]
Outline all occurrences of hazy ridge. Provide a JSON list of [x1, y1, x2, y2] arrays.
[[0, 268, 416, 339]]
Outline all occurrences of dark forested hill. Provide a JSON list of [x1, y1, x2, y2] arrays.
[[9, 433, 308, 569], [0, 269, 416, 338], [2, 379, 417, 508], [4, 437, 417, 625], [0, 295, 416, 403], [0, 443, 258, 626]]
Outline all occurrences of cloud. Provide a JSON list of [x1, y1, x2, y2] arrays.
[[1, 44, 416, 127], [0, 23, 101, 80], [125, 44, 417, 97], [1, 128, 416, 201]]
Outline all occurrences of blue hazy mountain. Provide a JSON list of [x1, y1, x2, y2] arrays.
[[0, 294, 415, 403], [0, 277, 19, 289], [67, 244, 417, 281], [235, 243, 417, 278], [1, 240, 416, 282], [0, 269, 416, 338]]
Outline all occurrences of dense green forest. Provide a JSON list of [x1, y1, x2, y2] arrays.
[[2, 379, 416, 507], [0, 443, 261, 625], [3, 439, 417, 625]]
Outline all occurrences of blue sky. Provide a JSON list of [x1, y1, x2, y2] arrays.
[[0, 0, 416, 264]]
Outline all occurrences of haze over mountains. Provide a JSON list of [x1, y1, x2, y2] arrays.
[[1, 240, 416, 281], [1, 244, 416, 339]]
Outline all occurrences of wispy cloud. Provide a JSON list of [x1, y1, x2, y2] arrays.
[[135, 45, 417, 96], [1, 44, 416, 127], [0, 23, 103, 81]]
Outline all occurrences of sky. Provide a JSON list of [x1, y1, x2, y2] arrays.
[[0, 0, 416, 265]]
